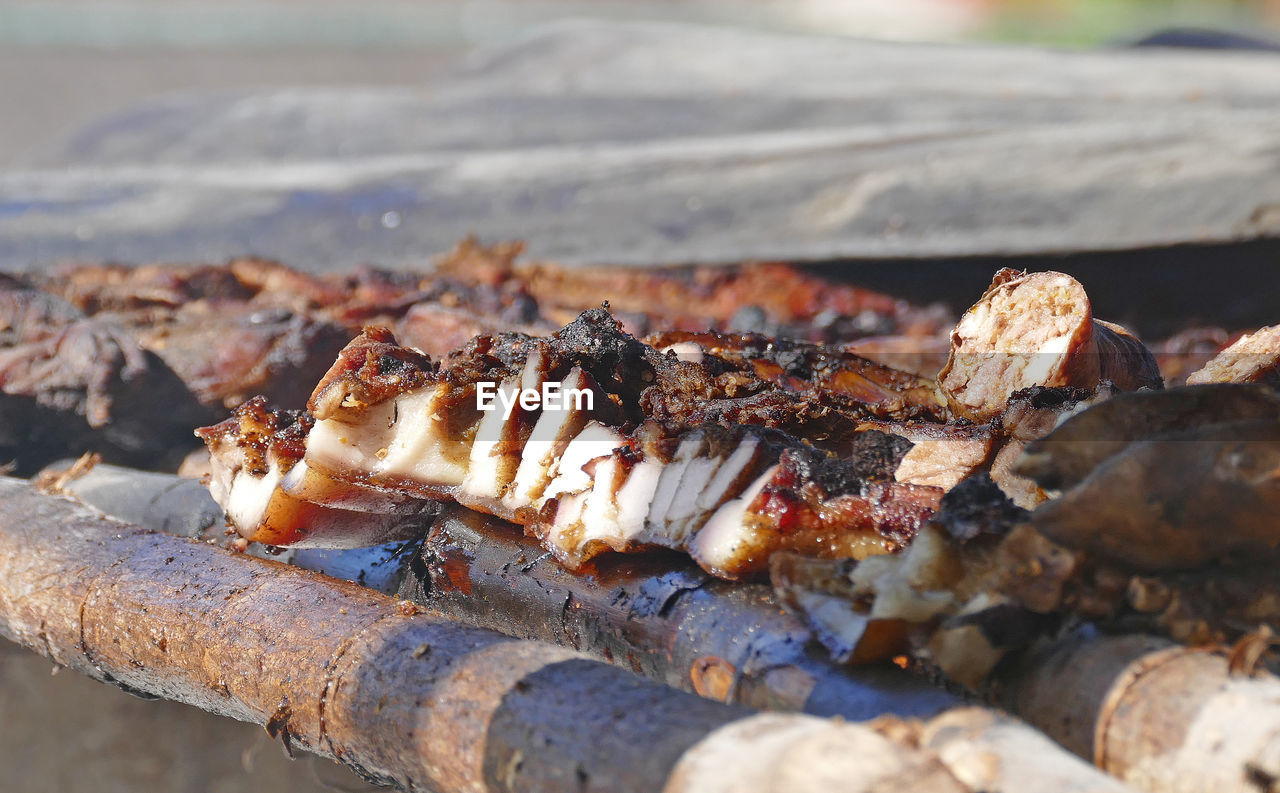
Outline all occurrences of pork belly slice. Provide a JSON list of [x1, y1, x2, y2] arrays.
[[637, 432, 708, 548], [660, 453, 727, 546], [459, 349, 552, 510], [459, 377, 521, 504], [540, 489, 591, 557], [300, 328, 484, 498], [613, 456, 666, 543], [225, 462, 422, 549], [535, 426, 770, 567], [501, 367, 614, 519], [632, 428, 788, 551], [306, 382, 481, 497], [521, 419, 633, 560], [536, 453, 634, 567], [539, 421, 629, 502], [663, 429, 780, 546], [689, 463, 781, 578], [199, 399, 425, 548], [536, 425, 671, 564], [377, 383, 480, 489], [689, 450, 943, 580], [694, 433, 771, 515]]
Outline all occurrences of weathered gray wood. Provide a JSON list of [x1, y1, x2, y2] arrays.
[[5, 21, 1280, 271], [0, 477, 1138, 793]]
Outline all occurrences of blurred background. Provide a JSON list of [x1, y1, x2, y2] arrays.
[[4, 0, 1280, 167], [5, 2, 1280, 792]]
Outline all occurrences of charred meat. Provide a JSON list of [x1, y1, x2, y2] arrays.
[[199, 310, 943, 578]]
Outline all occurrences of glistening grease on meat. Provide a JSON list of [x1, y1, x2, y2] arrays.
[[199, 309, 941, 578]]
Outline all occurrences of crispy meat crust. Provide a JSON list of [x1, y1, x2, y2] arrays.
[[307, 326, 436, 420], [647, 330, 948, 422]]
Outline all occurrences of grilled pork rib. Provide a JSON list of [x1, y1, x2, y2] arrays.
[[200, 310, 942, 578]]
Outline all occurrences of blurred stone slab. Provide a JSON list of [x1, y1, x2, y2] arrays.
[[7, 20, 1280, 271]]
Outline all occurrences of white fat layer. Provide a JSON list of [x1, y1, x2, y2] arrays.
[[461, 378, 520, 499], [541, 490, 590, 552], [307, 399, 398, 474], [542, 422, 627, 501], [520, 349, 546, 391], [644, 433, 706, 534], [484, 349, 552, 503], [662, 456, 726, 547], [695, 436, 762, 514], [226, 462, 281, 534], [578, 456, 624, 545], [204, 439, 238, 509], [614, 459, 665, 542], [503, 368, 594, 513], [308, 385, 476, 490], [1021, 333, 1072, 384], [661, 341, 705, 363], [377, 386, 470, 487], [690, 464, 780, 570]]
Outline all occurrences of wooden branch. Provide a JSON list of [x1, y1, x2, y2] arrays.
[[404, 504, 959, 720], [5, 471, 1137, 792], [1, 475, 971, 793], [1001, 631, 1280, 793], [46, 459, 962, 720]]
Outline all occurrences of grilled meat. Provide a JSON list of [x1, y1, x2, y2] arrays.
[[844, 334, 951, 380], [1186, 323, 1280, 387], [196, 396, 431, 548], [200, 310, 942, 578], [779, 384, 1280, 689], [938, 269, 1161, 423], [861, 421, 995, 492], [0, 315, 212, 473], [646, 330, 948, 422], [0, 286, 85, 346], [129, 301, 352, 410], [859, 384, 1113, 508], [1150, 326, 1232, 387], [435, 237, 952, 343]]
